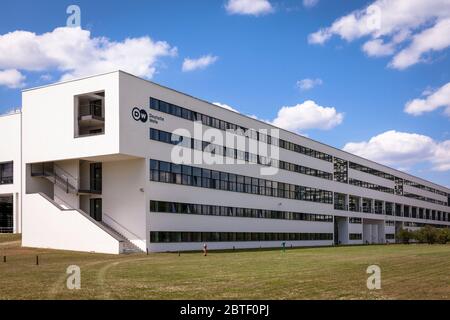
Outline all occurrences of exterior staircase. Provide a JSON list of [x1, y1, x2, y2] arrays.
[[31, 162, 79, 194], [31, 162, 145, 254], [99, 221, 144, 254]]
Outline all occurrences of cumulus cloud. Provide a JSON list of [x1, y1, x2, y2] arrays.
[[213, 102, 239, 113], [405, 82, 450, 116], [0, 27, 177, 85], [225, 0, 274, 16], [390, 18, 450, 69], [272, 100, 344, 132], [0, 69, 25, 88], [343, 130, 450, 172], [308, 0, 450, 69], [303, 0, 319, 8], [182, 55, 218, 72], [211, 99, 343, 133], [296, 78, 323, 91]]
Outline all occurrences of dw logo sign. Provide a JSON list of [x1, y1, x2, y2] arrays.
[[132, 107, 148, 123]]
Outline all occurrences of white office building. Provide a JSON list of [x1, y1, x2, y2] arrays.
[[0, 70, 449, 254]]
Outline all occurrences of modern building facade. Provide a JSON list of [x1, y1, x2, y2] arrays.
[[0, 70, 449, 254]]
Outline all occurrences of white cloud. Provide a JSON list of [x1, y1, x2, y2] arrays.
[[343, 130, 450, 171], [308, 0, 450, 69], [182, 55, 218, 72], [225, 0, 274, 16], [0, 69, 25, 88], [362, 39, 395, 57], [272, 100, 344, 132], [303, 0, 319, 8], [39, 74, 52, 81], [390, 18, 450, 69], [0, 27, 177, 84], [213, 102, 239, 112], [404, 82, 450, 116], [296, 78, 323, 91]]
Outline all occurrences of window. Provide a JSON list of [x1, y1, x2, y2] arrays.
[[150, 231, 333, 243], [149, 97, 333, 163], [150, 159, 333, 205], [385, 220, 395, 227], [75, 91, 105, 138], [0, 196, 13, 233], [150, 200, 333, 222], [349, 233, 362, 240], [0, 162, 13, 185], [333, 157, 348, 183]]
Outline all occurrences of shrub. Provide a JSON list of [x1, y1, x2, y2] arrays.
[[396, 228, 413, 244], [412, 226, 442, 244], [437, 228, 450, 244]]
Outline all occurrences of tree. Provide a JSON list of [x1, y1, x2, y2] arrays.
[[437, 228, 450, 244], [414, 226, 439, 244], [396, 228, 413, 244]]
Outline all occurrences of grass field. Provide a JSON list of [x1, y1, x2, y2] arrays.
[[0, 234, 449, 300]]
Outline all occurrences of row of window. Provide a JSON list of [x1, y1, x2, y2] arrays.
[[385, 220, 395, 227], [348, 178, 394, 194], [386, 234, 395, 240], [403, 222, 449, 228], [150, 160, 334, 204], [150, 231, 334, 243], [349, 233, 362, 240], [335, 194, 450, 222], [404, 180, 448, 197], [150, 128, 333, 181], [349, 162, 395, 181], [150, 97, 450, 207], [403, 192, 447, 206], [350, 162, 448, 198], [150, 97, 333, 162], [348, 161, 447, 206], [0, 162, 13, 185], [150, 200, 334, 222], [349, 218, 362, 224]]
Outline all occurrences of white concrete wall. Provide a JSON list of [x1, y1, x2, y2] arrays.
[[53, 160, 80, 209], [102, 159, 147, 251], [0, 112, 22, 233], [21, 72, 121, 164], [348, 222, 363, 245], [337, 218, 349, 244], [22, 193, 121, 254]]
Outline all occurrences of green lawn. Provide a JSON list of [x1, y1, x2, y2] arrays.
[[0, 234, 449, 300]]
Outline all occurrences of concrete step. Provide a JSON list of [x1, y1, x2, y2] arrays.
[[100, 221, 144, 254]]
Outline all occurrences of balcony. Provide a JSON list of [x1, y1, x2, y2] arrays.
[[75, 92, 105, 138], [78, 102, 104, 125]]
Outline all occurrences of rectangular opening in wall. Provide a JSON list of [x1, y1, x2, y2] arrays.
[[74, 91, 105, 138], [0, 162, 13, 185], [0, 195, 13, 233]]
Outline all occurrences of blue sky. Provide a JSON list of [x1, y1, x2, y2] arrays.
[[0, 0, 449, 186]]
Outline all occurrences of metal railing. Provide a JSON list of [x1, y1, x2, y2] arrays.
[[79, 101, 103, 118], [102, 212, 142, 241], [31, 163, 79, 193]]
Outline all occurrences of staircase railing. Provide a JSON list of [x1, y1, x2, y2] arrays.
[[36, 192, 124, 242], [102, 212, 142, 241], [31, 162, 79, 194]]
